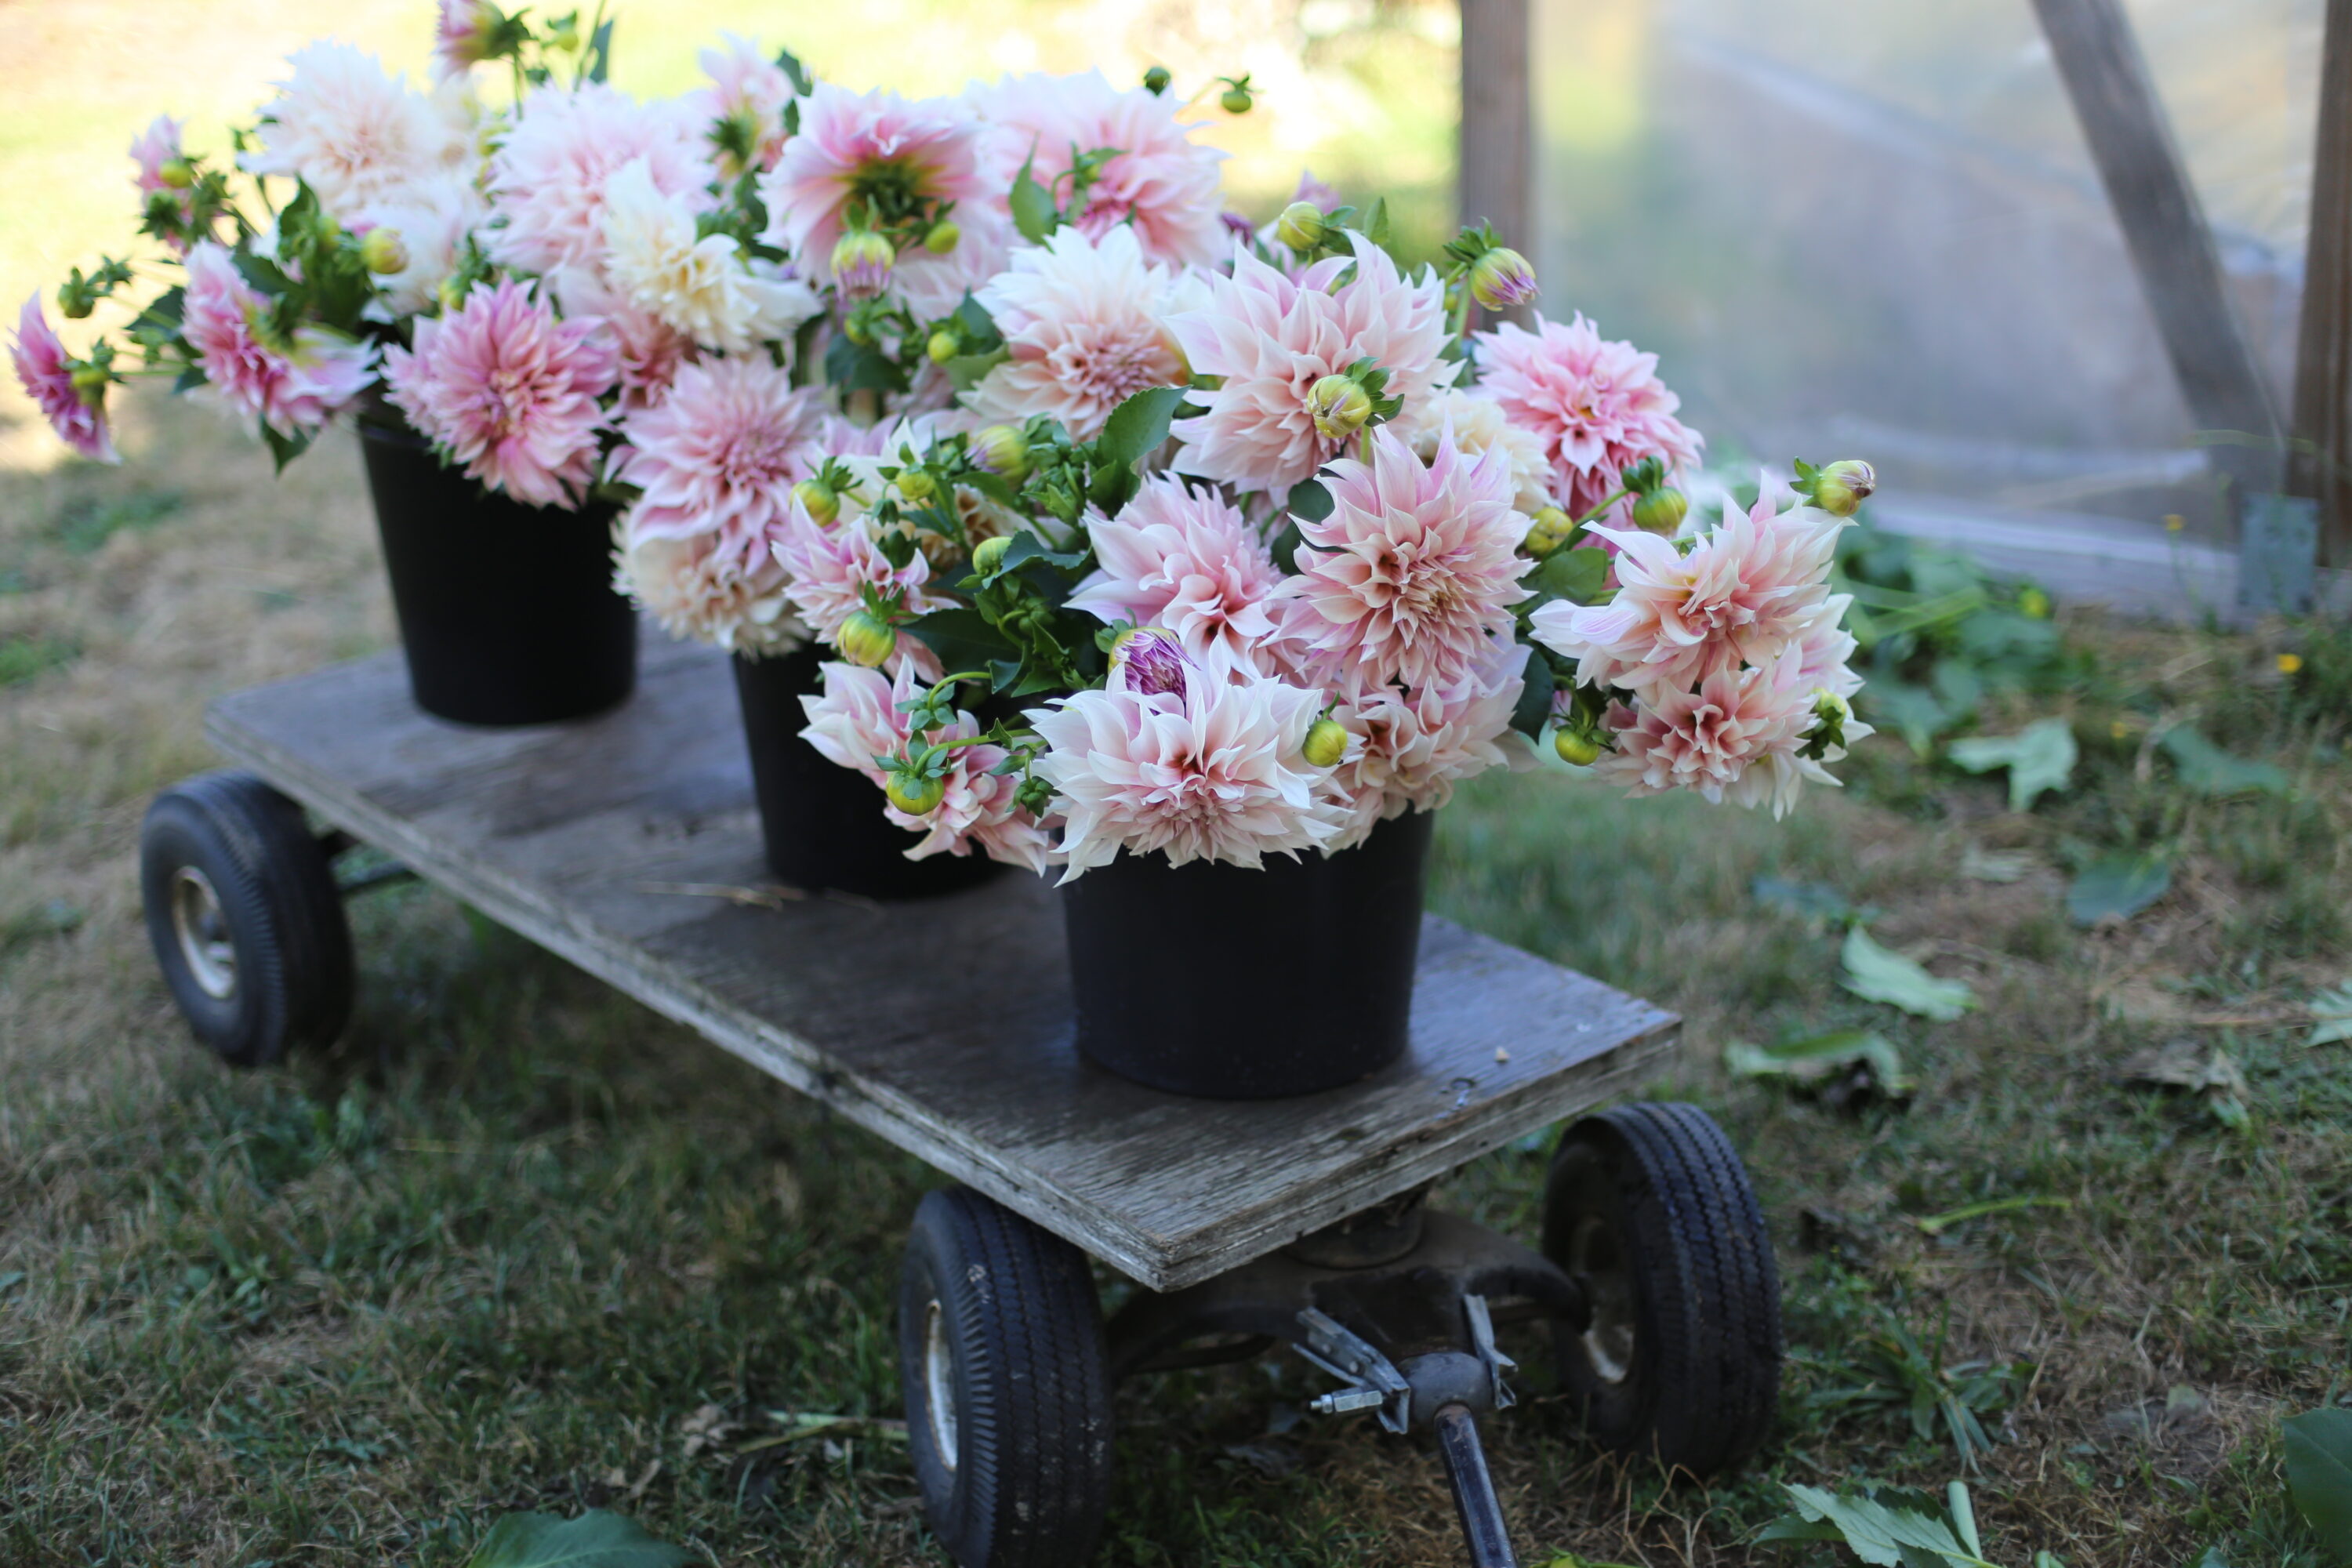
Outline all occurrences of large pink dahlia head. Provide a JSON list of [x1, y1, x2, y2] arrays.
[[1473, 311, 1702, 523], [1598, 649, 1868, 818], [757, 83, 981, 285], [487, 84, 713, 277], [965, 225, 1196, 442], [182, 242, 377, 441], [614, 355, 831, 572], [1319, 641, 1531, 850], [1064, 475, 1284, 669]]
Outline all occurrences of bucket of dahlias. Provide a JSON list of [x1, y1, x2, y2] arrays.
[[760, 176, 1878, 1097]]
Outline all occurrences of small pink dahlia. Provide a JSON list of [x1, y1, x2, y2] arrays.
[[129, 116, 201, 252], [965, 225, 1192, 441], [434, 0, 503, 79], [756, 83, 981, 286], [1595, 652, 1827, 817], [1527, 494, 1843, 695], [613, 355, 830, 572], [1472, 312, 1703, 524], [1065, 476, 1283, 669], [381, 278, 615, 509], [771, 503, 949, 677], [700, 34, 797, 173], [1319, 641, 1529, 848], [1167, 234, 1456, 496], [10, 296, 117, 463], [181, 242, 377, 441], [1279, 426, 1532, 692], [486, 84, 713, 276]]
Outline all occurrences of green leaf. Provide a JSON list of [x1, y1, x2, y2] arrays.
[[2159, 725, 2289, 797], [583, 18, 615, 84], [1840, 926, 1974, 1021], [1864, 681, 1955, 757], [1533, 546, 1610, 604], [1771, 1483, 1986, 1568], [464, 1509, 691, 1568], [822, 331, 909, 395], [1725, 1029, 1911, 1097], [1009, 156, 1058, 245], [1093, 386, 1188, 470], [2065, 855, 2171, 926], [942, 347, 1010, 392], [2308, 982, 2352, 1047], [903, 608, 1019, 673], [2287, 1408, 2352, 1565], [772, 45, 813, 96], [1508, 644, 1554, 740], [1000, 531, 1088, 574], [260, 422, 313, 474], [1947, 717, 2077, 811], [1285, 477, 1334, 524], [1269, 520, 1303, 573]]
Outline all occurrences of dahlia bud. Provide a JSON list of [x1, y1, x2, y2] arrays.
[[792, 477, 840, 526], [1523, 506, 1574, 557], [1809, 459, 1876, 517], [1143, 64, 1173, 95], [829, 228, 895, 299], [1308, 374, 1373, 441], [923, 220, 960, 256], [544, 13, 581, 52], [1812, 689, 1852, 728], [1276, 201, 1327, 252], [1554, 728, 1602, 766], [69, 364, 111, 407], [896, 468, 938, 504], [1630, 486, 1688, 535], [1109, 626, 1189, 700], [158, 157, 196, 191], [837, 610, 898, 669], [58, 287, 94, 321], [358, 226, 410, 275], [2018, 586, 2051, 620], [886, 768, 947, 816], [1302, 717, 1348, 768], [926, 328, 960, 364], [1221, 84, 1253, 114], [1468, 245, 1538, 311], [971, 535, 1012, 575], [971, 424, 1030, 483]]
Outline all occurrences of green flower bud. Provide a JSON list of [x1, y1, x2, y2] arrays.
[[886, 767, 948, 817], [1276, 201, 1327, 252], [971, 423, 1030, 483], [159, 157, 196, 191], [58, 289, 94, 321], [1220, 85, 1253, 114], [1554, 728, 1602, 767], [923, 220, 960, 256], [1809, 459, 1876, 517], [829, 228, 896, 299], [69, 363, 111, 406], [545, 16, 581, 52], [837, 609, 898, 669], [2017, 586, 2051, 620], [1307, 373, 1373, 441], [1523, 506, 1574, 558], [1630, 486, 1688, 535], [792, 477, 840, 526], [926, 328, 960, 364], [1302, 717, 1348, 768], [896, 468, 938, 504], [1467, 245, 1537, 311], [358, 226, 410, 275], [1143, 64, 1173, 95], [971, 534, 1012, 575]]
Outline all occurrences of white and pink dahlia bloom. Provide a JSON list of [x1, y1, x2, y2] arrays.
[[615, 528, 805, 657], [1596, 652, 1841, 818], [700, 34, 797, 172], [613, 355, 831, 571], [1394, 389, 1554, 515], [800, 661, 1052, 871], [245, 43, 466, 218], [772, 505, 949, 677], [757, 83, 981, 285], [1473, 312, 1702, 524], [600, 158, 821, 353], [487, 84, 713, 276], [182, 243, 377, 441], [1168, 235, 1456, 495], [1029, 661, 1341, 880], [1280, 427, 1532, 691], [382, 278, 615, 508], [434, 0, 504, 78], [1320, 643, 1530, 848], [11, 296, 117, 463], [970, 71, 1228, 270], [1065, 477, 1283, 668], [965, 226, 1193, 441], [1529, 495, 1844, 695], [541, 263, 694, 411]]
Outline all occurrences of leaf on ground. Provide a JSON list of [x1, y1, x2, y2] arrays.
[[1958, 844, 2035, 883], [2066, 855, 2172, 926], [1763, 1483, 1984, 1567], [2159, 725, 2290, 798], [1841, 926, 1975, 1021], [2285, 1408, 2352, 1565], [2307, 982, 2352, 1047], [1947, 717, 2078, 811], [1726, 1030, 1911, 1101], [463, 1510, 691, 1568], [2118, 1039, 2248, 1100], [1753, 875, 1859, 925]]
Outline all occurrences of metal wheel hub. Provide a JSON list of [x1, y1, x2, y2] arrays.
[[1566, 1214, 1635, 1384], [923, 1297, 959, 1471], [170, 866, 238, 1000]]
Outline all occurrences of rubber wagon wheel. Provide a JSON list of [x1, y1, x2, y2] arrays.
[[139, 771, 354, 1068], [1541, 1101, 1782, 1478], [896, 1186, 1115, 1568]]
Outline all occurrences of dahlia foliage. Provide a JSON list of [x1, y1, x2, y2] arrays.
[[14, 6, 1876, 876]]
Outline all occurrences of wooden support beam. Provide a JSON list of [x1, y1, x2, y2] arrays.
[[1459, 0, 1533, 322], [2031, 0, 2285, 506], [2292, 0, 2352, 567]]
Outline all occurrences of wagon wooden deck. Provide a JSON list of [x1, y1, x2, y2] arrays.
[[205, 633, 1679, 1291]]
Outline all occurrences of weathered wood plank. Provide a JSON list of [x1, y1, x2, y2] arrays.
[[1459, 0, 1533, 325], [205, 640, 1676, 1290], [2292, 0, 2352, 567]]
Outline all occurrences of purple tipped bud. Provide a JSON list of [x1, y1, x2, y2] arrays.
[[829, 229, 896, 300], [1109, 626, 1189, 701], [1308, 374, 1373, 441], [1810, 459, 1876, 517], [971, 423, 1031, 483], [1468, 246, 1537, 311]]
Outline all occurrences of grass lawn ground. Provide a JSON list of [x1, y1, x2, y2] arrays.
[[2, 394, 2348, 1566]]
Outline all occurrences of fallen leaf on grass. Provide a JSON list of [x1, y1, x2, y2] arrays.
[[1959, 844, 2035, 883], [1841, 927, 1975, 1021], [2066, 855, 2171, 926], [2119, 1039, 2249, 1098], [2284, 1407, 2352, 1564], [1948, 717, 2077, 811], [1911, 1196, 2071, 1236], [1753, 874, 1863, 925], [2159, 725, 2290, 798], [1726, 1030, 1911, 1107], [2308, 982, 2352, 1047], [1758, 1482, 1986, 1566], [463, 1509, 690, 1568], [678, 1403, 735, 1460]]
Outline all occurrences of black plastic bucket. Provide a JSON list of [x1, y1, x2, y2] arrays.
[[733, 647, 1004, 898], [1060, 810, 1432, 1098], [359, 422, 636, 726]]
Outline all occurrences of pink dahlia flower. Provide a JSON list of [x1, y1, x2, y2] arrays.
[[756, 83, 981, 286], [613, 355, 831, 572], [1320, 641, 1530, 848], [615, 528, 805, 657], [182, 243, 376, 441], [965, 225, 1193, 441], [381, 278, 615, 509], [1472, 312, 1702, 524], [1527, 495, 1843, 695], [486, 84, 713, 276], [970, 71, 1228, 270], [10, 296, 117, 463], [1029, 661, 1341, 880], [1394, 389, 1554, 514], [800, 661, 1051, 871], [434, 0, 505, 78], [129, 116, 201, 253], [1595, 652, 1831, 817], [1167, 234, 1456, 495], [245, 43, 465, 218], [542, 263, 695, 411], [701, 34, 797, 173], [772, 503, 949, 677], [1065, 476, 1283, 668], [1280, 426, 1532, 691]]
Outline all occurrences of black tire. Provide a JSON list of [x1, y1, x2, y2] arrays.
[[140, 772, 354, 1067], [1541, 1102, 1781, 1477], [897, 1187, 1114, 1568]]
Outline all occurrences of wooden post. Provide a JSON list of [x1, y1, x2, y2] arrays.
[[2292, 0, 2352, 567], [1460, 0, 1533, 322], [2031, 0, 2285, 511]]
